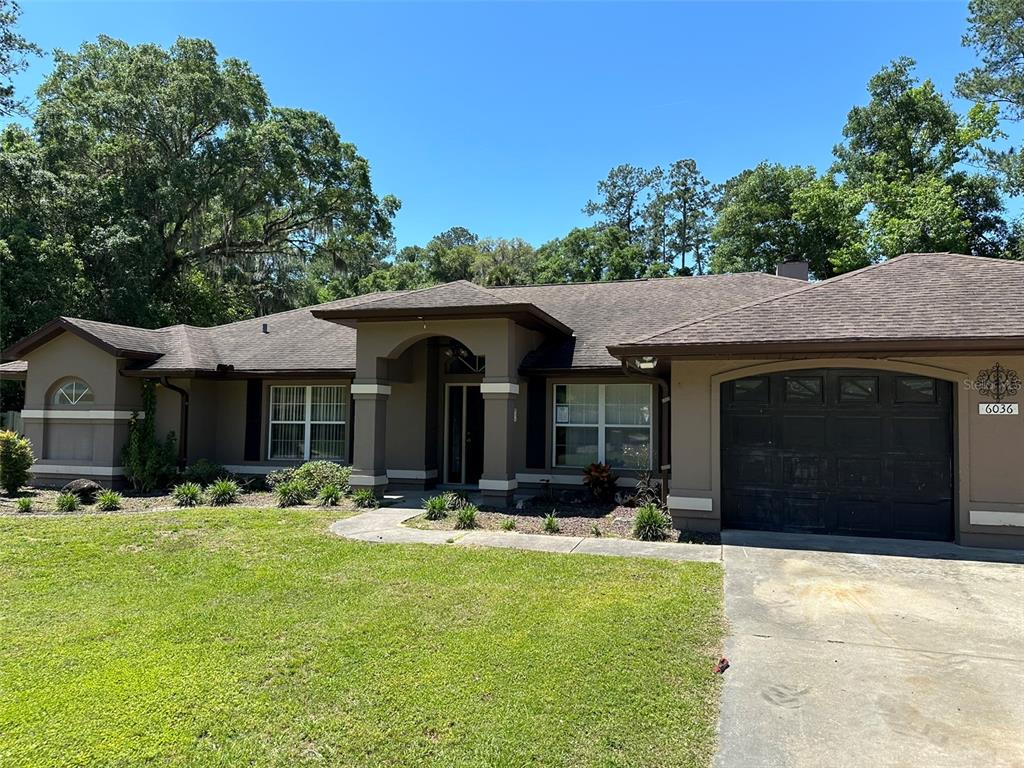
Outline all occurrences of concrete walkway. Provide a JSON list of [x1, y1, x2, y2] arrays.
[[329, 505, 721, 562]]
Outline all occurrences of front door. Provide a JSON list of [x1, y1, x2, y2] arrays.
[[445, 384, 484, 485]]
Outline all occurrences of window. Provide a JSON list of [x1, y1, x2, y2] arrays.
[[785, 376, 823, 403], [269, 385, 348, 461], [895, 376, 936, 403], [839, 376, 878, 403], [554, 383, 651, 469], [731, 377, 770, 403], [52, 378, 94, 406]]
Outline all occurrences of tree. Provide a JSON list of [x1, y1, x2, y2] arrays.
[[0, 0, 40, 117], [26, 36, 398, 327], [956, 0, 1024, 194], [653, 159, 716, 274], [583, 164, 663, 240], [834, 57, 1004, 260]]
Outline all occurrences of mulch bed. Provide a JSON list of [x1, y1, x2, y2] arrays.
[[0, 487, 350, 516]]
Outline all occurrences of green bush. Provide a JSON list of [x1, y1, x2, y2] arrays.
[[352, 489, 379, 509], [207, 478, 240, 506], [633, 503, 670, 541], [123, 381, 177, 492], [454, 504, 478, 530], [317, 484, 343, 506], [55, 491, 80, 513], [275, 480, 309, 507], [423, 494, 449, 521], [293, 461, 351, 496], [441, 490, 469, 510], [543, 512, 560, 534], [500, 517, 516, 531], [265, 467, 295, 489], [172, 482, 203, 508], [15, 497, 32, 514], [582, 462, 618, 502], [0, 430, 34, 496], [184, 459, 228, 487], [95, 489, 123, 511], [590, 523, 602, 537]]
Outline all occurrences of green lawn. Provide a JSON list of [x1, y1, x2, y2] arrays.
[[0, 509, 723, 767]]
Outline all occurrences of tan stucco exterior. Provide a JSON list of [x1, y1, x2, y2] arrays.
[[668, 354, 1024, 548]]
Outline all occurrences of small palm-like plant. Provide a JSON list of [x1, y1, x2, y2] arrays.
[[543, 511, 560, 534], [172, 482, 203, 508], [96, 489, 123, 511], [317, 484, 343, 507], [454, 504, 478, 530], [352, 489, 379, 509], [633, 503, 670, 541], [55, 491, 80, 513], [15, 497, 32, 514], [276, 480, 309, 508], [582, 462, 618, 502], [423, 494, 449, 520], [207, 478, 240, 506], [500, 517, 516, 531]]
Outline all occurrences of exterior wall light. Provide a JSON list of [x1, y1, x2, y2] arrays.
[[635, 356, 658, 370]]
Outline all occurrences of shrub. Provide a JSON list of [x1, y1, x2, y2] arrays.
[[441, 490, 469, 510], [629, 471, 662, 508], [500, 517, 516, 531], [123, 381, 177, 492], [590, 523, 602, 537], [423, 494, 449, 520], [352, 489, 379, 509], [207, 479, 240, 506], [317, 484, 343, 506], [454, 504, 478, 530], [294, 461, 352, 496], [266, 467, 295, 489], [172, 481, 203, 508], [543, 512, 560, 534], [15, 497, 32, 514], [276, 480, 309, 507], [0, 430, 34, 495], [184, 459, 228, 486], [582, 462, 618, 502], [95, 489, 123, 511], [633, 503, 670, 541], [55, 491, 80, 513]]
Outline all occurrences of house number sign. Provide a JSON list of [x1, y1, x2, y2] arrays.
[[979, 403, 1019, 416], [975, 363, 1020, 415]]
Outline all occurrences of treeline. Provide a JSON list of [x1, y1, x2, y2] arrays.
[[1, 0, 1022, 354]]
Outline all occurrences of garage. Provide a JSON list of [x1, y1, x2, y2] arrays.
[[721, 369, 954, 541]]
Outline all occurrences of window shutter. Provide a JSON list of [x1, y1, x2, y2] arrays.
[[244, 379, 263, 461], [526, 376, 547, 469]]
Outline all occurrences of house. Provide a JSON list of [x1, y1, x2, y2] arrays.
[[3, 252, 1022, 548]]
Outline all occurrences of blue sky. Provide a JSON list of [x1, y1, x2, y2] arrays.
[[9, 1, 1000, 249]]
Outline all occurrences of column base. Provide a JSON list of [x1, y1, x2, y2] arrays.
[[479, 477, 517, 507], [349, 472, 389, 497]]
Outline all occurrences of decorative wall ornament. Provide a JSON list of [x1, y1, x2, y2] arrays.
[[975, 363, 1022, 402]]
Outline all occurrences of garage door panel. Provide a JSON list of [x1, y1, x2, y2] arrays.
[[780, 415, 826, 449], [722, 369, 953, 542]]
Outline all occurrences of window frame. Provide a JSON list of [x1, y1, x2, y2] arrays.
[[51, 378, 94, 406], [552, 382, 652, 470], [268, 384, 348, 462]]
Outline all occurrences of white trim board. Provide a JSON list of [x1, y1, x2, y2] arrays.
[[515, 473, 635, 488], [387, 469, 438, 480], [351, 383, 391, 396], [350, 474, 388, 486], [479, 478, 518, 492], [21, 409, 142, 420], [480, 382, 520, 395], [970, 509, 1024, 528], [667, 495, 714, 512], [30, 464, 124, 476]]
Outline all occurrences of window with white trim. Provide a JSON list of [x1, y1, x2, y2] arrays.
[[268, 385, 348, 461], [51, 378, 94, 406], [553, 383, 651, 469]]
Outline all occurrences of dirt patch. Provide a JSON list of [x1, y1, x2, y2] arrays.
[[0, 487, 354, 516]]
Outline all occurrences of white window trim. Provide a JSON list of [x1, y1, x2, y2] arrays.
[[552, 383, 653, 470], [268, 384, 348, 461]]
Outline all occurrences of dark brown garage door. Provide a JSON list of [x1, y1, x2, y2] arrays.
[[721, 369, 954, 541]]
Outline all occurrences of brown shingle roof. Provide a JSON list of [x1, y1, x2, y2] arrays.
[[611, 253, 1024, 356]]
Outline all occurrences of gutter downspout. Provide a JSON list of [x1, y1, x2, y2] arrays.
[[620, 361, 671, 498], [161, 377, 189, 469]]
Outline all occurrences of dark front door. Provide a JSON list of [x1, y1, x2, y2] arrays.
[[721, 369, 954, 541], [446, 384, 484, 485]]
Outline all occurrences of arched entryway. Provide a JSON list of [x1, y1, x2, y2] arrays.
[[720, 367, 955, 541]]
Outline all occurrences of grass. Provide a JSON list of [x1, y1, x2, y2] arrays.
[[0, 508, 724, 767]]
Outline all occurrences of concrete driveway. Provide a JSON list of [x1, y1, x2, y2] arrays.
[[716, 531, 1024, 768]]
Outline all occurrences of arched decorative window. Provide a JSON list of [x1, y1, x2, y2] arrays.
[[51, 378, 94, 406]]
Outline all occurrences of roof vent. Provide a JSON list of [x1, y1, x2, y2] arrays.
[[776, 260, 809, 281], [261, 323, 269, 334]]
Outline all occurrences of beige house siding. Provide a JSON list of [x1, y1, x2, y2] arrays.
[[668, 354, 1024, 547]]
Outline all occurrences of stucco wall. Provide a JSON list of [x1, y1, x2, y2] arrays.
[[668, 354, 1024, 547]]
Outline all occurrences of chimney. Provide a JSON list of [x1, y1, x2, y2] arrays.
[[776, 260, 809, 281], [261, 323, 269, 334]]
